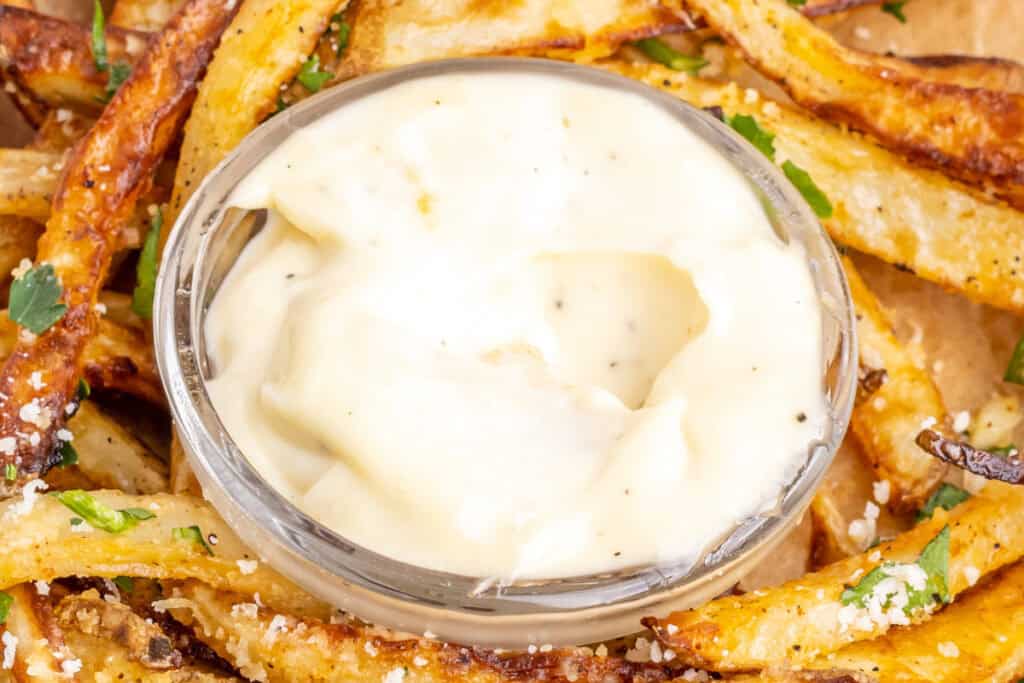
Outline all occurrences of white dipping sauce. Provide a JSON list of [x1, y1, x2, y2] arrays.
[[206, 71, 828, 580]]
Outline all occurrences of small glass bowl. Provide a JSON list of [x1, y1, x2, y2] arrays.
[[154, 57, 857, 648]]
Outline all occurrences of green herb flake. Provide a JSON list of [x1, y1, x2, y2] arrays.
[[91, 0, 108, 72], [917, 483, 970, 522], [634, 38, 708, 75], [54, 490, 155, 534], [727, 114, 776, 161], [297, 56, 333, 93], [172, 525, 213, 555], [112, 576, 134, 593], [786, 0, 808, 5], [1004, 336, 1024, 385], [0, 592, 12, 625], [77, 378, 91, 402], [105, 62, 132, 102], [841, 526, 951, 614], [3, 464, 15, 482], [8, 263, 68, 334], [332, 13, 350, 56], [57, 441, 78, 468], [881, 1, 908, 22], [782, 160, 833, 218], [69, 517, 83, 526], [131, 206, 162, 319]]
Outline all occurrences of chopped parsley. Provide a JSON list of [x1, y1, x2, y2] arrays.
[[332, 13, 350, 56], [77, 378, 91, 402], [8, 263, 67, 334], [0, 592, 11, 625], [132, 206, 162, 319], [297, 55, 332, 93], [881, 1, 908, 22], [634, 38, 708, 75], [112, 576, 134, 593], [172, 525, 213, 555], [917, 483, 970, 522], [786, 0, 808, 5], [841, 526, 951, 612], [782, 160, 833, 218], [54, 490, 155, 534], [1004, 336, 1024, 385], [91, 0, 131, 102], [728, 114, 777, 161], [3, 464, 15, 481], [57, 441, 79, 468]]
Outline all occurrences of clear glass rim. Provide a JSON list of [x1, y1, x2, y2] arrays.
[[154, 57, 857, 647]]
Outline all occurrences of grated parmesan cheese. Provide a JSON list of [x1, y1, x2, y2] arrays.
[[4, 479, 48, 520], [1, 632, 16, 669]]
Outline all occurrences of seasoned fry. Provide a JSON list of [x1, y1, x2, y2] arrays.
[[172, 580, 689, 683], [646, 484, 1024, 671], [0, 317, 162, 405], [809, 490, 863, 565], [111, 0, 188, 30], [0, 5, 151, 114], [0, 0, 239, 493], [1, 583, 73, 681], [900, 54, 1024, 93], [801, 561, 1024, 682], [0, 491, 325, 617], [842, 257, 948, 510], [0, 218, 40, 299], [604, 62, 1024, 314], [165, 0, 346, 231], [44, 401, 168, 495], [0, 149, 62, 220], [681, 0, 1024, 209]]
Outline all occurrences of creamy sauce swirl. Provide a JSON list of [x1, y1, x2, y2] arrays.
[[205, 71, 828, 579]]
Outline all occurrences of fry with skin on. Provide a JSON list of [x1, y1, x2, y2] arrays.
[[602, 62, 1024, 314], [0, 0, 239, 493], [680, 0, 1024, 209], [842, 256, 948, 510], [1, 583, 73, 681], [798, 561, 1024, 682], [0, 491, 325, 617], [0, 5, 150, 115], [645, 483, 1024, 671], [898, 54, 1024, 93], [171, 581, 693, 683]]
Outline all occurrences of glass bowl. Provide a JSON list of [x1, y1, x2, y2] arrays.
[[154, 57, 857, 648]]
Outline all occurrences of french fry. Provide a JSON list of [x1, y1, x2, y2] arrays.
[[0, 5, 151, 115], [0, 218, 40, 300], [172, 580, 692, 683], [0, 0, 239, 493], [62, 626, 239, 682], [0, 491, 325, 618], [111, 0, 188, 31], [0, 149, 62, 220], [809, 490, 863, 566], [899, 54, 1024, 93], [0, 317, 162, 406], [646, 483, 1024, 671], [45, 401, 168, 495], [798, 561, 1024, 682], [680, 0, 1024, 209], [603, 62, 1024, 314], [1, 583, 72, 682], [842, 257, 948, 510]]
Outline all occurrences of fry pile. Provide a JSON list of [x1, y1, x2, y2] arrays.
[[1, 0, 1023, 680]]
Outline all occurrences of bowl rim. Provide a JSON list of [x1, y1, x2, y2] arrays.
[[154, 56, 858, 647]]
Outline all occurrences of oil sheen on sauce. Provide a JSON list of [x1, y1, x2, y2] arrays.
[[205, 71, 829, 580]]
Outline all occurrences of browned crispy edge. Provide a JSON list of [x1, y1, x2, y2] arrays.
[[916, 429, 1024, 484], [0, 5, 151, 116], [0, 0, 239, 494]]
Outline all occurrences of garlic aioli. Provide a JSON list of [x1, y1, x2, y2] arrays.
[[205, 71, 829, 580]]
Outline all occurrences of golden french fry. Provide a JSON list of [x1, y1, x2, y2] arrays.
[[0, 149, 61, 220], [0, 5, 151, 115], [647, 484, 1024, 671], [603, 62, 1024, 314], [0, 218, 40, 299], [111, 0, 187, 30], [0, 491, 325, 618], [0, 0, 238, 493], [842, 256, 948, 510], [45, 401, 168, 495], [1, 583, 73, 681], [810, 490, 863, 566], [897, 54, 1024, 93], [680, 0, 1024, 209], [798, 561, 1024, 682], [172, 580, 693, 683]]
